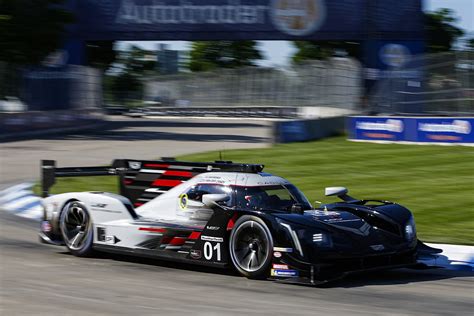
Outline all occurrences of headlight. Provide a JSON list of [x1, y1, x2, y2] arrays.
[[404, 216, 416, 241]]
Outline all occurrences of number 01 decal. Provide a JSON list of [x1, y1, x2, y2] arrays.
[[203, 242, 221, 261]]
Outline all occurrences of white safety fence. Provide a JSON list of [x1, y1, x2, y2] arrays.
[[0, 183, 472, 271]]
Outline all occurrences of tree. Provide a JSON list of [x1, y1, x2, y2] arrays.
[[292, 41, 360, 64], [466, 38, 474, 51], [425, 8, 464, 53], [189, 41, 262, 71], [0, 0, 73, 65], [106, 45, 157, 104]]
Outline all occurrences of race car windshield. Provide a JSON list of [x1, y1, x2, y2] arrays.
[[235, 184, 312, 212]]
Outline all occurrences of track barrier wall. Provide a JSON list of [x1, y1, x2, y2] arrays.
[[273, 116, 346, 143]]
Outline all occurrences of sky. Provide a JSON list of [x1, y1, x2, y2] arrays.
[[119, 0, 474, 68]]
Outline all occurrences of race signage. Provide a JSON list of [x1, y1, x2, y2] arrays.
[[73, 0, 422, 41], [348, 116, 474, 145]]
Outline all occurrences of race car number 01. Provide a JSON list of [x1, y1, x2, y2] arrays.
[[203, 242, 221, 261]]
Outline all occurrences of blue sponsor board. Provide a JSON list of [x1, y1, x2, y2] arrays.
[[348, 116, 474, 144], [415, 118, 474, 143], [348, 116, 406, 142]]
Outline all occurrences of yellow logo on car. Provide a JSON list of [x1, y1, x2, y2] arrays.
[[179, 193, 188, 209]]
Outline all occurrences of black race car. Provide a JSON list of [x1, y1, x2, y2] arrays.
[[39, 159, 440, 285]]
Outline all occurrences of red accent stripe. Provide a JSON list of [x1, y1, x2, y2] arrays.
[[139, 227, 167, 233], [227, 214, 238, 231], [134, 202, 144, 207], [188, 231, 201, 240], [152, 179, 182, 187], [163, 170, 192, 177], [124, 179, 133, 185], [169, 237, 186, 246], [144, 163, 169, 168]]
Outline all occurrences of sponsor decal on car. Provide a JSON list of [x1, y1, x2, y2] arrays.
[[206, 226, 220, 231], [271, 269, 299, 277], [105, 235, 120, 244], [272, 264, 289, 270], [105, 236, 115, 244], [179, 193, 188, 209], [370, 244, 385, 251], [273, 247, 293, 253], [128, 161, 142, 169], [190, 249, 202, 259], [273, 251, 282, 258], [200, 236, 223, 243], [91, 203, 107, 208], [41, 221, 52, 233]]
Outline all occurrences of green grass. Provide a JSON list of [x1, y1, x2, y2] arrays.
[[36, 137, 474, 245]]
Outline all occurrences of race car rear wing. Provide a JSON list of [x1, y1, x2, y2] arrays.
[[41, 159, 264, 206]]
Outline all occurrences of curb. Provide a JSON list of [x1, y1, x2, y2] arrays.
[[0, 182, 42, 220], [0, 183, 472, 271]]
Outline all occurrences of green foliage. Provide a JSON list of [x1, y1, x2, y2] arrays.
[[0, 0, 74, 65], [292, 41, 360, 64], [37, 137, 474, 245], [189, 41, 262, 71], [105, 45, 157, 104], [425, 8, 464, 53], [466, 38, 474, 51]]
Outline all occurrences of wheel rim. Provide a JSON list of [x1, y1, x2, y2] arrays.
[[231, 221, 270, 273], [60, 202, 91, 251]]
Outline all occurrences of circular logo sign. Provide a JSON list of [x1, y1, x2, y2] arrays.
[[179, 193, 188, 209], [271, 0, 326, 36], [379, 44, 411, 68]]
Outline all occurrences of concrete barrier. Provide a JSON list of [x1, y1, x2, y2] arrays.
[[273, 116, 346, 143]]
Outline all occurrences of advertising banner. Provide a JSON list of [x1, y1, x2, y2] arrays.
[[71, 0, 422, 41], [348, 116, 474, 145]]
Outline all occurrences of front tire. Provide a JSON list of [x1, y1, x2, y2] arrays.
[[59, 201, 94, 257], [229, 215, 273, 279]]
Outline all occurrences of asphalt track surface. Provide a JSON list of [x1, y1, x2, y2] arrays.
[[0, 116, 271, 187], [1, 117, 473, 315]]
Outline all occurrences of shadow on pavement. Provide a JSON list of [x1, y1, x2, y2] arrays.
[[31, 117, 270, 143], [319, 268, 474, 288]]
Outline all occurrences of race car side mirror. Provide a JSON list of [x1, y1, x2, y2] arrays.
[[325, 187, 358, 203], [202, 194, 230, 208], [325, 187, 348, 197]]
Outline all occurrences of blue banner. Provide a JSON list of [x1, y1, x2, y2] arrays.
[[348, 116, 474, 144], [70, 0, 423, 41]]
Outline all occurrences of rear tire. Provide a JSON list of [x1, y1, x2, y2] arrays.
[[229, 215, 273, 279], [59, 201, 94, 257]]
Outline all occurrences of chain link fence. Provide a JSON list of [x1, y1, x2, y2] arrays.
[[368, 51, 474, 116], [144, 57, 363, 111], [0, 64, 102, 112]]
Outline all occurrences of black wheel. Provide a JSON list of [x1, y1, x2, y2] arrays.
[[229, 215, 273, 279], [59, 201, 94, 257]]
